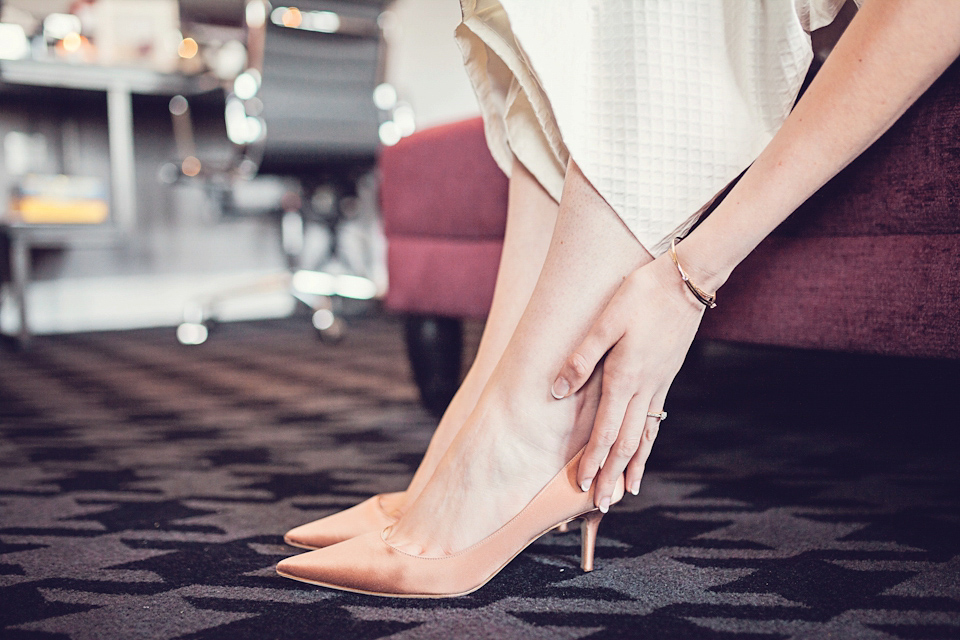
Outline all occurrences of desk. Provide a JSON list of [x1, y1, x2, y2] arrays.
[[0, 61, 217, 346], [0, 60, 216, 232]]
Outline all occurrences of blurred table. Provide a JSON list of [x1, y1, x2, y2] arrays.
[[0, 59, 215, 232], [0, 60, 217, 347]]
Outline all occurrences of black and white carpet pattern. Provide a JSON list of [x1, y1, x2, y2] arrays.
[[1, 316, 958, 639]]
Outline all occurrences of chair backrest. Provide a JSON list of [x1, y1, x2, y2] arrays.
[[256, 0, 386, 177], [173, 0, 386, 183]]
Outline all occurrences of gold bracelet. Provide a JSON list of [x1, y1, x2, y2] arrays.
[[669, 238, 717, 309]]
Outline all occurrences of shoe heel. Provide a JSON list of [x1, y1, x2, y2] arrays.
[[579, 510, 604, 572]]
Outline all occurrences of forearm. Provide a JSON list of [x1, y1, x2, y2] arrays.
[[675, 0, 960, 293]]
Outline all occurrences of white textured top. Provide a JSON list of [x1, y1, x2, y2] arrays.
[[457, 0, 848, 255]]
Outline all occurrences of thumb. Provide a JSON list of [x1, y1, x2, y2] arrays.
[[551, 315, 620, 399]]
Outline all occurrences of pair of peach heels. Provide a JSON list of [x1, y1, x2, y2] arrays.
[[276, 448, 623, 598]]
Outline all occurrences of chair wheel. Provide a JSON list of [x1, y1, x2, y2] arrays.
[[176, 322, 209, 345], [313, 309, 345, 343]]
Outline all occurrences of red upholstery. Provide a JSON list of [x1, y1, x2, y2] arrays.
[[380, 118, 508, 240], [386, 236, 502, 318], [699, 58, 960, 359], [697, 235, 960, 358], [380, 59, 960, 359], [381, 117, 508, 318]]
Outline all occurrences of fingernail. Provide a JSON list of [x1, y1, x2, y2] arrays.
[[551, 377, 570, 400], [580, 478, 592, 492], [630, 482, 640, 496], [599, 497, 610, 514]]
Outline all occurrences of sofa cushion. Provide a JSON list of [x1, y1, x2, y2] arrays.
[[698, 233, 960, 358], [384, 235, 502, 318]]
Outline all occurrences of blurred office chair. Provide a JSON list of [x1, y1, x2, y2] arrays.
[[168, 0, 390, 345]]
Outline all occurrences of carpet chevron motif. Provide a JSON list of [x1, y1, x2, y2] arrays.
[[1, 316, 958, 639]]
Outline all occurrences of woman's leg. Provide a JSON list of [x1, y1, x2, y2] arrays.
[[387, 161, 653, 555], [392, 159, 559, 511]]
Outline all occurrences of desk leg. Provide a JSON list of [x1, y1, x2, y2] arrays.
[[10, 233, 30, 348], [107, 82, 136, 233]]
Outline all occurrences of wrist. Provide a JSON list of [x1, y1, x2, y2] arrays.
[[670, 236, 734, 296], [650, 251, 710, 314], [658, 238, 731, 310]]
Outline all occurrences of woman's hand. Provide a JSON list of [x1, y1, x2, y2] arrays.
[[551, 253, 706, 512]]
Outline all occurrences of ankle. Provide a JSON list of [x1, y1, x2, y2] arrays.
[[476, 373, 595, 458]]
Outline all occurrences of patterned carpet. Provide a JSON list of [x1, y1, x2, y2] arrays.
[[1, 315, 958, 639]]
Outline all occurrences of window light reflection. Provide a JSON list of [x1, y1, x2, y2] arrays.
[[234, 71, 260, 100], [373, 83, 397, 110], [43, 13, 81, 41], [246, 0, 267, 28], [225, 98, 264, 145], [178, 37, 199, 59], [182, 156, 202, 177], [378, 121, 401, 146], [0, 24, 29, 60], [292, 270, 378, 300], [61, 32, 82, 53], [281, 7, 302, 28], [270, 7, 341, 34], [393, 103, 416, 136]]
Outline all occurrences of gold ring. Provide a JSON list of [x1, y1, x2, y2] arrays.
[[646, 410, 667, 421]]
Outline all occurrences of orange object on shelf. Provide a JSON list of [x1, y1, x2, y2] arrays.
[[8, 174, 109, 225]]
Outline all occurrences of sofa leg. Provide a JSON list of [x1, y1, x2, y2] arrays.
[[404, 315, 463, 418]]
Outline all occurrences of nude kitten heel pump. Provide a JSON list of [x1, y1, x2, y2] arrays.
[[283, 492, 405, 550], [276, 448, 624, 597], [284, 493, 572, 551]]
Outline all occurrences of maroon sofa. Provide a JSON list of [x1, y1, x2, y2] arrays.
[[380, 61, 960, 412]]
